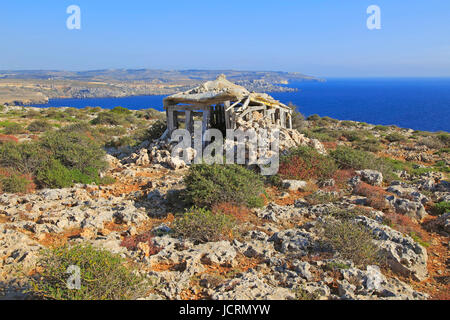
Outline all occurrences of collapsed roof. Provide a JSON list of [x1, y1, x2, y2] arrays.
[[163, 74, 290, 110]]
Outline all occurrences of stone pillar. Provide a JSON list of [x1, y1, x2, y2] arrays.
[[185, 110, 193, 133]]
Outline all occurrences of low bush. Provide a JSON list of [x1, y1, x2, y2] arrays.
[[172, 207, 236, 243], [288, 103, 306, 132], [135, 108, 166, 120], [321, 219, 380, 267], [436, 132, 450, 147], [105, 136, 137, 148], [40, 130, 107, 174], [2, 122, 25, 135], [35, 159, 82, 189], [383, 211, 430, 246], [330, 146, 397, 182], [341, 130, 368, 142], [430, 201, 450, 216], [27, 120, 53, 133], [305, 191, 340, 205], [0, 141, 48, 174], [0, 134, 19, 143], [211, 202, 251, 222], [136, 120, 167, 142], [302, 129, 334, 142], [385, 132, 406, 142], [373, 125, 389, 132], [120, 231, 161, 255], [279, 146, 337, 181], [353, 138, 382, 152], [0, 168, 35, 193], [91, 108, 136, 126], [110, 106, 132, 115], [184, 164, 265, 208], [354, 182, 389, 210], [340, 120, 357, 128], [0, 126, 109, 190], [30, 244, 152, 300], [307, 114, 321, 121]]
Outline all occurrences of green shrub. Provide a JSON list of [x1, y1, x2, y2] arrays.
[[110, 106, 132, 115], [353, 139, 382, 152], [0, 127, 109, 189], [307, 114, 321, 121], [27, 120, 53, 133], [0, 141, 48, 174], [321, 116, 339, 124], [301, 128, 336, 142], [288, 103, 306, 131], [373, 125, 389, 132], [385, 132, 406, 142], [436, 133, 450, 147], [30, 244, 152, 300], [22, 109, 42, 119], [136, 120, 167, 142], [184, 164, 265, 208], [341, 130, 368, 142], [172, 207, 236, 243], [35, 159, 77, 188], [105, 136, 136, 148], [0, 170, 33, 193], [135, 108, 166, 120], [330, 146, 397, 182], [91, 112, 126, 126], [431, 201, 450, 216], [2, 122, 25, 134], [91, 108, 136, 126], [279, 146, 337, 181], [40, 130, 107, 173], [321, 220, 380, 267], [294, 288, 320, 300], [340, 120, 357, 127]]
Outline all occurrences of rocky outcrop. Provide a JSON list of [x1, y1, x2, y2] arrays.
[[355, 215, 428, 281], [356, 170, 383, 186]]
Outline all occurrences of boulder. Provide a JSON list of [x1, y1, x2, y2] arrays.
[[282, 179, 307, 191], [356, 170, 383, 186], [211, 271, 295, 300], [385, 195, 428, 221]]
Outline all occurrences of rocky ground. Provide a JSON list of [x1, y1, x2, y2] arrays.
[[0, 110, 449, 300]]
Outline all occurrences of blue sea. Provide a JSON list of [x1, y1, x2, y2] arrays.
[[32, 78, 450, 132]]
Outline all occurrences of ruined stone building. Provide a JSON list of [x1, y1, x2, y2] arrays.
[[162, 75, 293, 139]]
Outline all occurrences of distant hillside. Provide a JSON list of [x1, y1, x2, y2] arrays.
[[0, 69, 323, 83], [0, 69, 324, 106]]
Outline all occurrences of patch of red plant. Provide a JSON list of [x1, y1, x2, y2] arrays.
[[322, 169, 355, 191], [322, 141, 338, 150], [383, 211, 430, 243], [354, 182, 389, 210], [120, 230, 161, 255], [279, 155, 331, 181], [0, 134, 19, 143], [211, 202, 250, 222]]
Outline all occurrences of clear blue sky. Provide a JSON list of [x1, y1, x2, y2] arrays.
[[1, 0, 449, 77]]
